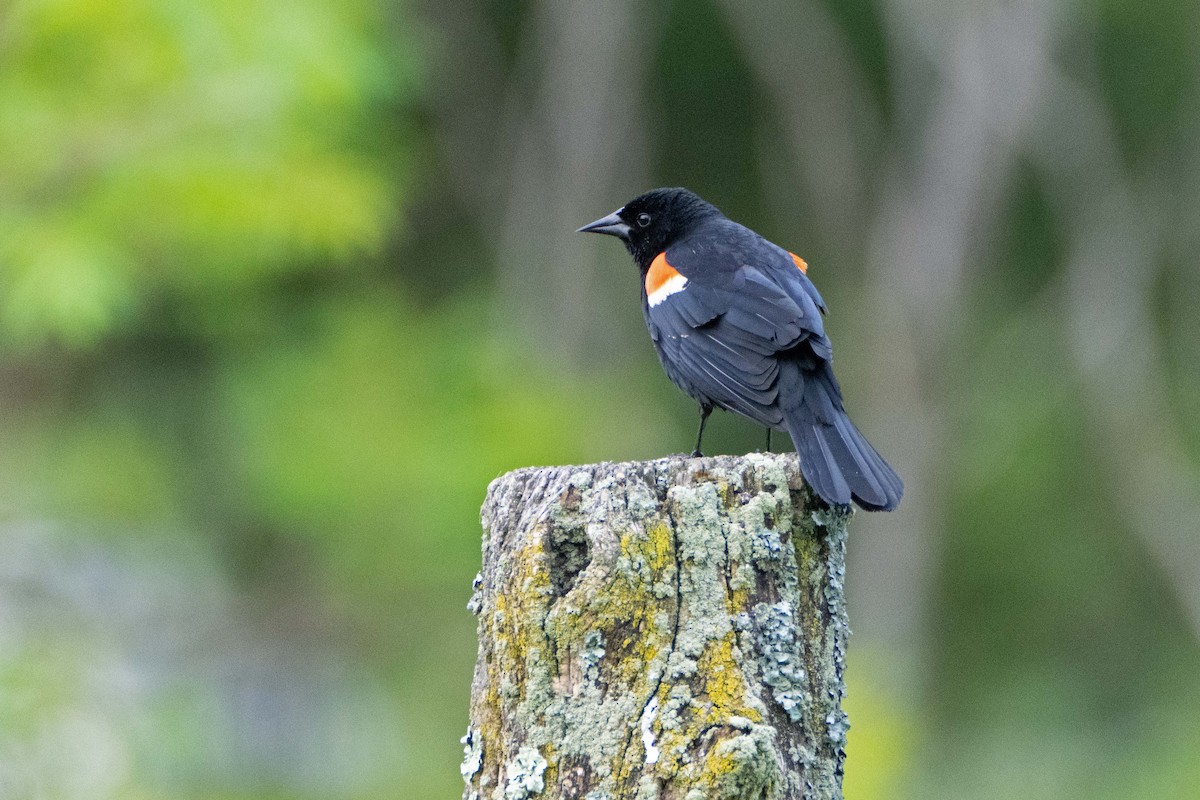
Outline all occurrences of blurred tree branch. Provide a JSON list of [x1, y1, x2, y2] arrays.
[[845, 0, 1056, 692], [717, 0, 883, 251], [1030, 63, 1200, 640]]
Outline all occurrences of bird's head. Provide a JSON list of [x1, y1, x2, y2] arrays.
[[578, 187, 721, 269]]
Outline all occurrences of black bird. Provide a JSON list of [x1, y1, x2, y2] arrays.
[[579, 187, 903, 511]]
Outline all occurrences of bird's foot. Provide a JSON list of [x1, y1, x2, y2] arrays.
[[690, 449, 704, 458]]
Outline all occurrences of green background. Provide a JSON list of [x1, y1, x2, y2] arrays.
[[2, 0, 1199, 797]]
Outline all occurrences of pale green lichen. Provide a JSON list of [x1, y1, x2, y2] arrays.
[[699, 723, 779, 799], [698, 634, 758, 722], [468, 572, 484, 615], [503, 745, 548, 800], [582, 630, 606, 670], [752, 600, 809, 722], [461, 726, 483, 781]]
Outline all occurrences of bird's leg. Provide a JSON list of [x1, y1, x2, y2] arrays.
[[692, 404, 712, 457], [765, 428, 772, 453]]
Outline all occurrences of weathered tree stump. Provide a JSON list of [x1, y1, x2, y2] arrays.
[[461, 454, 851, 800]]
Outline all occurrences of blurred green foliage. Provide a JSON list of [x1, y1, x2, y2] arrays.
[[0, 0, 406, 347], [2, 0, 1199, 798]]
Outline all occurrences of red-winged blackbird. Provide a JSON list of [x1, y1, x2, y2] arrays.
[[579, 187, 902, 511]]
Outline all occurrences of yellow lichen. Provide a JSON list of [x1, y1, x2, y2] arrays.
[[728, 584, 751, 615], [643, 521, 674, 573], [698, 635, 761, 723], [792, 529, 817, 575], [538, 518, 677, 689], [487, 538, 556, 709], [703, 744, 739, 778], [619, 520, 675, 577], [699, 734, 777, 800], [540, 742, 559, 789], [649, 636, 763, 783]]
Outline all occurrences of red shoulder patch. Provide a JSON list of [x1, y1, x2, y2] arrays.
[[645, 252, 688, 307], [789, 252, 809, 274], [646, 252, 682, 295]]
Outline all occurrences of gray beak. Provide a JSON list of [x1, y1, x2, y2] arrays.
[[577, 209, 631, 239]]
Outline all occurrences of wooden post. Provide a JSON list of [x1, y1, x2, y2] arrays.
[[461, 453, 852, 800]]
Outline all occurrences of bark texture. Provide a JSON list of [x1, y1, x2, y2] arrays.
[[461, 453, 851, 800]]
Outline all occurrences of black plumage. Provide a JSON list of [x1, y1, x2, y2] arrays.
[[579, 187, 903, 512]]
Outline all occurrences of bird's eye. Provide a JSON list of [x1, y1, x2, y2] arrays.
[[637, 213, 651, 227]]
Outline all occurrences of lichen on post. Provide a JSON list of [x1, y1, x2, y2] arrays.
[[462, 453, 852, 800]]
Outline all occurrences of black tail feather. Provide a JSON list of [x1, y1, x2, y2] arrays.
[[781, 363, 903, 511], [805, 424, 852, 505]]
